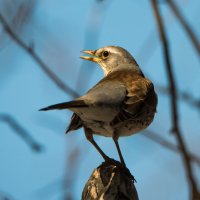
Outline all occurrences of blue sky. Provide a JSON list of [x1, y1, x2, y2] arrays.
[[0, 0, 200, 199]]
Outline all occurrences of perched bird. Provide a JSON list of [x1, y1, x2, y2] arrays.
[[40, 46, 157, 166]]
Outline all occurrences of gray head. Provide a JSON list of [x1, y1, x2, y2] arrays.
[[81, 46, 142, 75]]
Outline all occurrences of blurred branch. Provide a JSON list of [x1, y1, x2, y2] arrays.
[[167, 0, 200, 56], [63, 147, 81, 200], [142, 130, 200, 166], [137, 29, 157, 66], [76, 1, 110, 91], [11, 0, 35, 30], [136, 19, 200, 113], [0, 190, 14, 200], [0, 0, 35, 49], [151, 0, 200, 199], [0, 13, 79, 98], [156, 84, 200, 113], [137, 31, 200, 112], [0, 113, 43, 152]]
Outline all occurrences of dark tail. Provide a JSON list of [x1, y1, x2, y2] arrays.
[[39, 100, 87, 111]]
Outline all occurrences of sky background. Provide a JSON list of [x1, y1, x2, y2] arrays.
[[0, 0, 200, 199]]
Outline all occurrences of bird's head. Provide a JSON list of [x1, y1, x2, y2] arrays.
[[81, 46, 142, 75]]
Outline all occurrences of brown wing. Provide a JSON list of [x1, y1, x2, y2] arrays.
[[111, 78, 157, 125]]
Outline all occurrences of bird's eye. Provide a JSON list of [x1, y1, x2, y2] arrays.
[[102, 51, 109, 58]]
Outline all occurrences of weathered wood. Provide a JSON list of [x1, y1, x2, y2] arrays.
[[82, 160, 139, 200]]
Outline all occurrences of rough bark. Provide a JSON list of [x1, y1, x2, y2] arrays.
[[82, 160, 139, 200]]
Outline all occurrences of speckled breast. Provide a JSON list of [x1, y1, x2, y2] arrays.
[[115, 114, 155, 137], [84, 112, 155, 138]]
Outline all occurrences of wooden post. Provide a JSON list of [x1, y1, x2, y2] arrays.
[[82, 160, 139, 200]]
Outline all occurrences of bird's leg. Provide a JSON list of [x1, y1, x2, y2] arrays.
[[84, 127, 110, 161], [113, 134, 126, 166]]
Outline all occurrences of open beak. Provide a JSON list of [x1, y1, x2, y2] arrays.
[[80, 50, 100, 62]]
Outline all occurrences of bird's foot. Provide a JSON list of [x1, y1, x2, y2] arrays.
[[114, 164, 136, 182], [101, 158, 136, 182]]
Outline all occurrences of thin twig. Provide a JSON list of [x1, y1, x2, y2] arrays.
[[151, 1, 200, 199], [0, 13, 79, 98], [142, 130, 200, 166], [0, 113, 43, 152], [167, 0, 200, 56]]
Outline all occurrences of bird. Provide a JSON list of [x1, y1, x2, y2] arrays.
[[40, 46, 158, 166]]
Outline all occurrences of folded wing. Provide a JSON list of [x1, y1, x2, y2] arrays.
[[111, 78, 157, 125]]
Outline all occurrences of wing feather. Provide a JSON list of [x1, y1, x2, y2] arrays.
[[111, 78, 157, 125], [66, 113, 82, 133]]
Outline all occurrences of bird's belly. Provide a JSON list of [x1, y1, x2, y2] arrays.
[[84, 118, 153, 138], [84, 120, 114, 137], [76, 106, 155, 137]]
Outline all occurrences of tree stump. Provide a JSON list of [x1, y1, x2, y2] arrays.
[[82, 160, 139, 200]]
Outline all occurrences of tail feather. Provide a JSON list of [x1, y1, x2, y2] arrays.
[[39, 100, 87, 111]]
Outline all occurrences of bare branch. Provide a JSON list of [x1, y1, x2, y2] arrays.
[[167, 0, 200, 56], [0, 13, 79, 98], [151, 0, 200, 199], [0, 113, 43, 152], [142, 130, 200, 166]]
